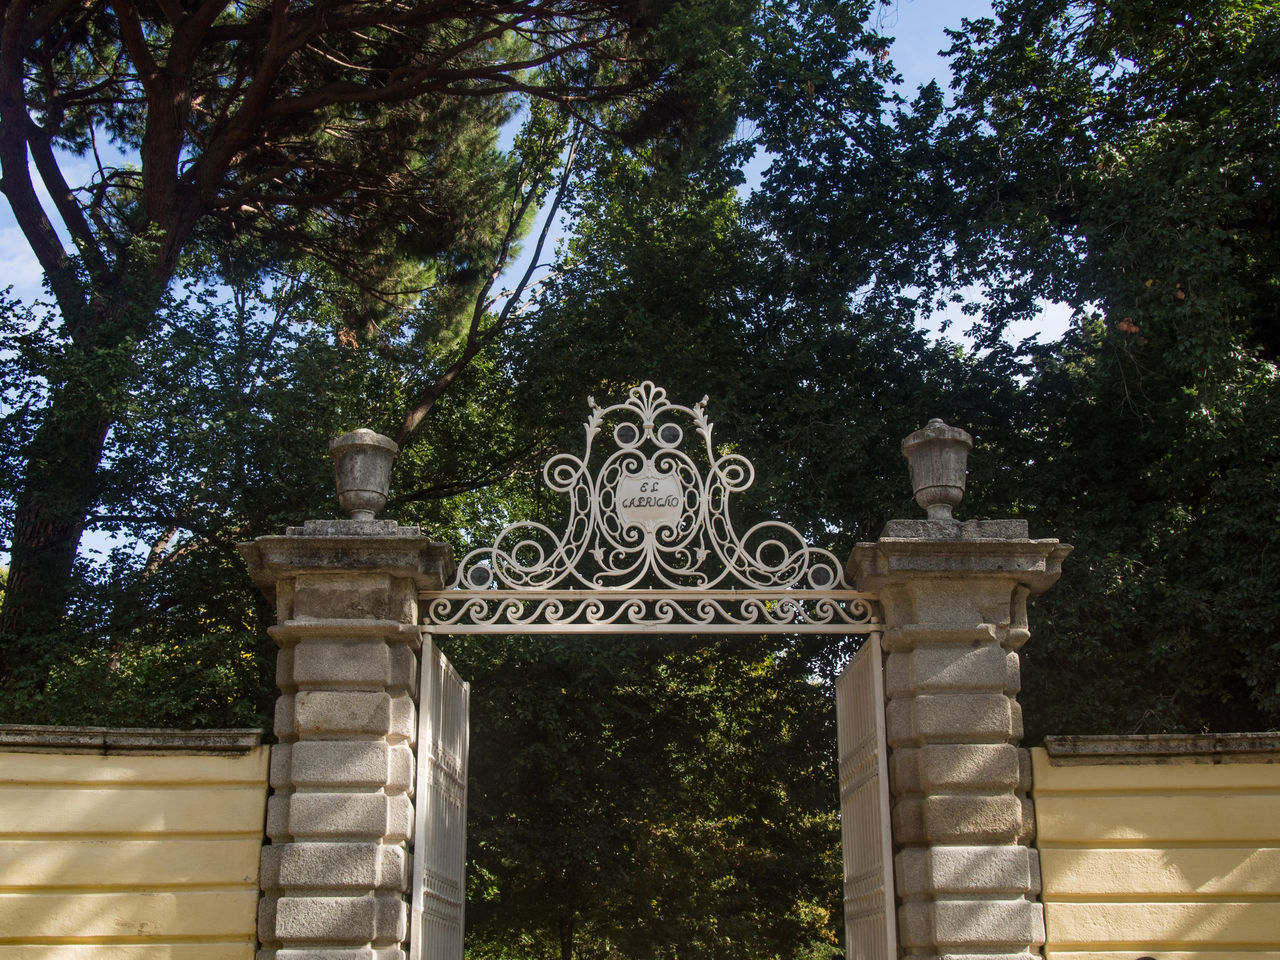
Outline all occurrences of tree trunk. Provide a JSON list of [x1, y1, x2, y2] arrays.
[[558, 915, 575, 960], [0, 373, 115, 671], [0, 269, 161, 675]]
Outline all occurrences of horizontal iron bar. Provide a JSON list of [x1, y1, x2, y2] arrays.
[[419, 589, 880, 600], [422, 623, 882, 635]]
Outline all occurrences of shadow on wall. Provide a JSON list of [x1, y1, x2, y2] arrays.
[[1030, 733, 1280, 958], [0, 725, 268, 956]]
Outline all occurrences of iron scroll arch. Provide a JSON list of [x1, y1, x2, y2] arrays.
[[419, 382, 881, 635]]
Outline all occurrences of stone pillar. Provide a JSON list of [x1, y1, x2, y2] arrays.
[[240, 443, 454, 960], [848, 423, 1070, 960]]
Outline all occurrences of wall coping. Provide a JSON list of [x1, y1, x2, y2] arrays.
[[0, 724, 265, 755], [1043, 732, 1280, 764]]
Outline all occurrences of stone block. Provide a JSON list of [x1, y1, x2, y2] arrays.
[[895, 845, 1032, 897], [293, 573, 396, 621], [917, 743, 1020, 791], [276, 647, 296, 692], [389, 645, 418, 695], [292, 641, 394, 690], [288, 792, 413, 842], [898, 897, 1043, 949], [294, 691, 415, 741], [920, 793, 1022, 843], [889, 748, 923, 794], [891, 797, 925, 845], [275, 694, 298, 740], [266, 795, 292, 841], [1018, 795, 1036, 845], [270, 744, 294, 789], [879, 518, 1031, 540], [273, 892, 406, 943], [289, 638, 417, 693], [274, 578, 297, 624], [892, 743, 1019, 793], [882, 624, 998, 652], [258, 893, 280, 945], [1004, 650, 1022, 694], [884, 644, 1008, 696], [1017, 747, 1032, 792], [260, 844, 283, 889], [277, 841, 380, 890], [275, 841, 409, 892], [289, 742, 399, 788], [294, 690, 387, 736], [886, 693, 1016, 746]]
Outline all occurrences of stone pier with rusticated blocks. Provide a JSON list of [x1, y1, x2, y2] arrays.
[[847, 419, 1070, 960], [240, 430, 455, 960]]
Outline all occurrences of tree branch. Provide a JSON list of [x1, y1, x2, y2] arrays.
[[390, 442, 551, 505], [0, 0, 83, 312], [394, 119, 583, 445]]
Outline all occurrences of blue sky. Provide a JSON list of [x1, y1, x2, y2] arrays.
[[883, 0, 992, 94]]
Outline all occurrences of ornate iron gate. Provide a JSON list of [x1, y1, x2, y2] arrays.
[[410, 636, 470, 960], [414, 382, 892, 960], [837, 632, 895, 960]]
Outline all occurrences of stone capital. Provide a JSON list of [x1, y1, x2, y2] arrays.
[[239, 522, 456, 606], [849, 522, 1069, 591]]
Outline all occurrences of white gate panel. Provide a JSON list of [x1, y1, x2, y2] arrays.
[[836, 632, 895, 960], [411, 635, 470, 960]]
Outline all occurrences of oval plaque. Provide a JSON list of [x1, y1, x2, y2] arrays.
[[616, 468, 682, 532]]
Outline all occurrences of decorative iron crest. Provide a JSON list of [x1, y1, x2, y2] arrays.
[[422, 383, 878, 634], [454, 381, 849, 590]]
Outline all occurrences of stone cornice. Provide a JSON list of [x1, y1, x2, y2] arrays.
[[1044, 732, 1280, 764], [0, 724, 264, 754], [847, 521, 1072, 598], [239, 523, 456, 601]]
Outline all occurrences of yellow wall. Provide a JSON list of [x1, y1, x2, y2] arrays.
[[0, 742, 268, 960], [1032, 743, 1280, 960]]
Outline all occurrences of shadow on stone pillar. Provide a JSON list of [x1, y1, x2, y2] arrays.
[[847, 420, 1071, 960], [240, 430, 455, 960]]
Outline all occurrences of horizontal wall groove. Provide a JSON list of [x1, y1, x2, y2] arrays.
[[0, 830, 264, 840], [1033, 746, 1280, 956], [0, 937, 258, 946], [1045, 893, 1280, 904], [1034, 787, 1280, 797], [0, 883, 258, 894], [1038, 840, 1280, 850]]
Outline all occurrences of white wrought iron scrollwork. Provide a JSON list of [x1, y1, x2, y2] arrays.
[[423, 382, 879, 635], [423, 589, 877, 635]]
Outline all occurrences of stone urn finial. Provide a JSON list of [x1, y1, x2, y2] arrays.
[[901, 418, 973, 521], [329, 428, 399, 521]]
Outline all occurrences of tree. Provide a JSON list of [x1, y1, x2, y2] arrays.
[[0, 0, 752, 661], [457, 632, 848, 960], [0, 254, 556, 725], [472, 9, 1029, 948], [936, 0, 1280, 735]]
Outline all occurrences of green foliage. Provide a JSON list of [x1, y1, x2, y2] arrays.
[[453, 632, 850, 960], [937, 0, 1280, 737], [2, 0, 1278, 953], [0, 0, 758, 650]]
